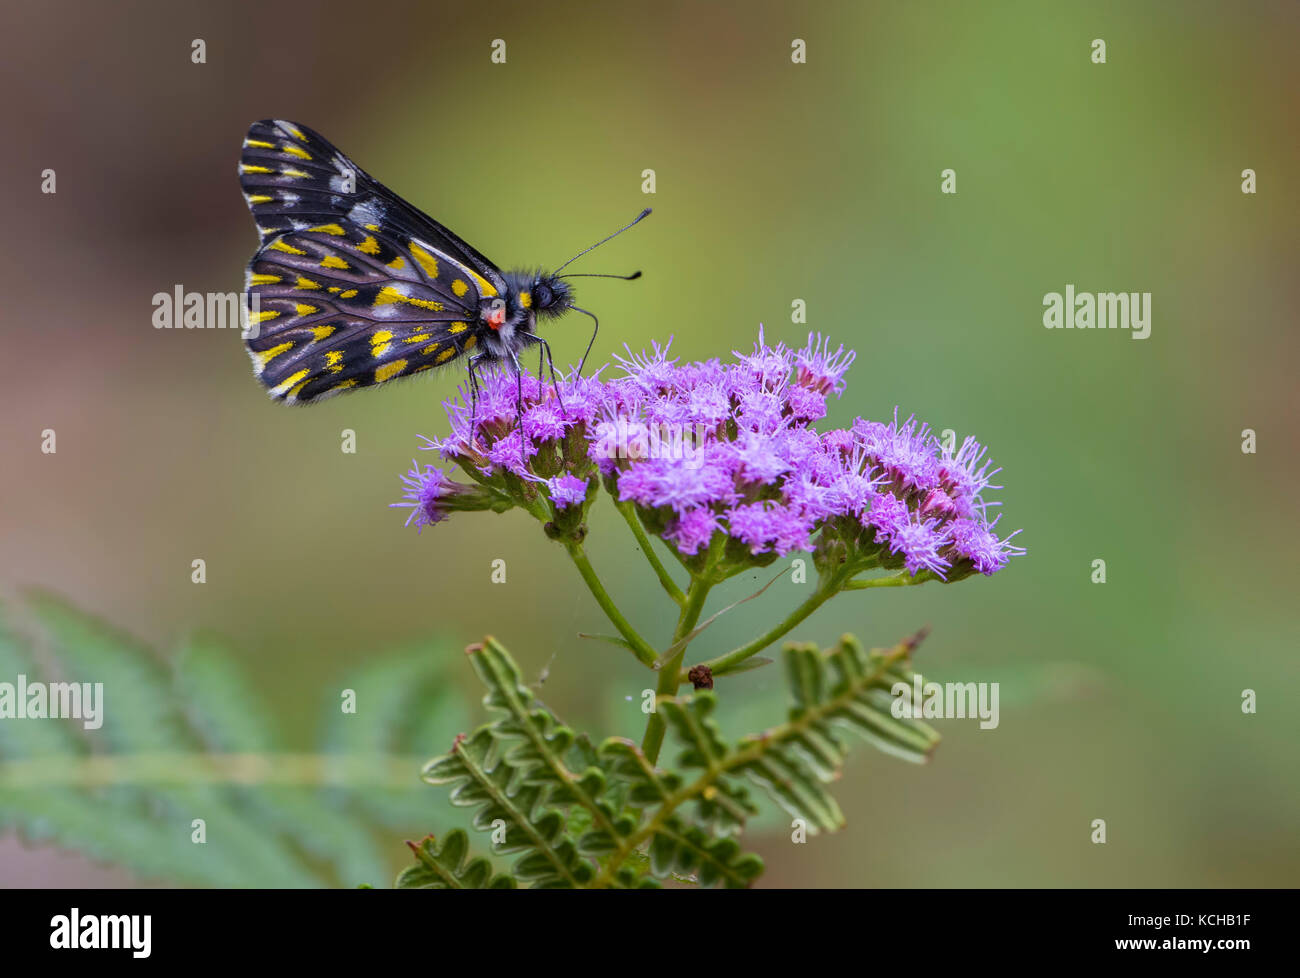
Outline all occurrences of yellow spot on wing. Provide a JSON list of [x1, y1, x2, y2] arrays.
[[256, 341, 294, 367], [364, 223, 380, 231], [340, 289, 358, 298], [249, 309, 281, 324], [281, 168, 310, 179], [247, 194, 274, 204], [386, 256, 406, 271], [374, 286, 443, 311], [409, 242, 440, 280], [312, 325, 336, 341], [405, 333, 432, 344], [333, 378, 358, 390], [295, 303, 318, 316], [283, 124, 306, 140], [451, 279, 469, 297], [371, 330, 394, 357], [436, 348, 457, 364], [375, 359, 407, 383], [249, 273, 281, 285], [287, 375, 312, 398], [420, 342, 440, 355], [245, 139, 275, 149], [462, 335, 477, 351], [281, 143, 311, 160], [270, 239, 306, 255], [295, 276, 321, 290], [309, 223, 345, 235], [468, 269, 498, 298], [356, 236, 380, 255], [449, 322, 469, 334], [271, 369, 309, 397], [325, 350, 344, 372], [240, 164, 273, 174], [320, 255, 349, 270]]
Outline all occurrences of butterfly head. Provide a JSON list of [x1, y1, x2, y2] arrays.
[[502, 270, 574, 327], [528, 274, 575, 319]]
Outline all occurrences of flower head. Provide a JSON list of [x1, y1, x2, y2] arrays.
[[393, 329, 1023, 584], [390, 462, 456, 531], [547, 473, 590, 509]]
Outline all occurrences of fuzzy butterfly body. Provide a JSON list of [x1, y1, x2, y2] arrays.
[[237, 119, 598, 404]]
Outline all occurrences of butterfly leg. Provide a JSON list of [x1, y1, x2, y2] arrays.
[[466, 354, 486, 438], [505, 348, 528, 467], [521, 331, 568, 419], [574, 306, 599, 376], [507, 349, 524, 419]]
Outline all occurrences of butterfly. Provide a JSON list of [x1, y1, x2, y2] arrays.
[[237, 119, 648, 406]]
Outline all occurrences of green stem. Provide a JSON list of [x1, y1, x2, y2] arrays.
[[562, 541, 659, 667], [692, 568, 850, 680], [693, 566, 934, 679], [640, 579, 711, 764], [639, 533, 725, 763], [615, 500, 686, 606]]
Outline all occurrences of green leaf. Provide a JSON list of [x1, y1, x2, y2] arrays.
[[405, 631, 941, 887], [396, 830, 515, 889], [0, 598, 480, 888], [423, 728, 594, 886]]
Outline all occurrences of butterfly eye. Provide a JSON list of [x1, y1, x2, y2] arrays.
[[534, 284, 553, 307]]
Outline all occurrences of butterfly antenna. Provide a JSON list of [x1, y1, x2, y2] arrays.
[[553, 208, 651, 275], [559, 271, 642, 281]]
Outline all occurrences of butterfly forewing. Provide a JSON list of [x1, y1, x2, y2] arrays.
[[239, 119, 506, 292], [238, 119, 509, 403]]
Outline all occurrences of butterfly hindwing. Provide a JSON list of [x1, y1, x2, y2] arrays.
[[245, 221, 488, 403]]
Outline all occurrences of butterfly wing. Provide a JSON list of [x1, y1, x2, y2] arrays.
[[239, 120, 507, 294], [245, 221, 499, 403], [238, 120, 508, 403]]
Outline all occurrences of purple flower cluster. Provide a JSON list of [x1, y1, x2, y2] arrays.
[[395, 329, 1023, 580]]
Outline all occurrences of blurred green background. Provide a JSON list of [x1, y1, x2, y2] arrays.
[[0, 0, 1296, 886]]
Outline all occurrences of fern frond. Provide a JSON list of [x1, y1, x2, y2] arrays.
[[585, 631, 939, 884], [0, 598, 470, 887], [407, 631, 937, 888], [418, 637, 663, 886], [396, 830, 516, 889]]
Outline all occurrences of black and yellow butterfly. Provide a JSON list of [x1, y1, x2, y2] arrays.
[[237, 119, 647, 404]]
